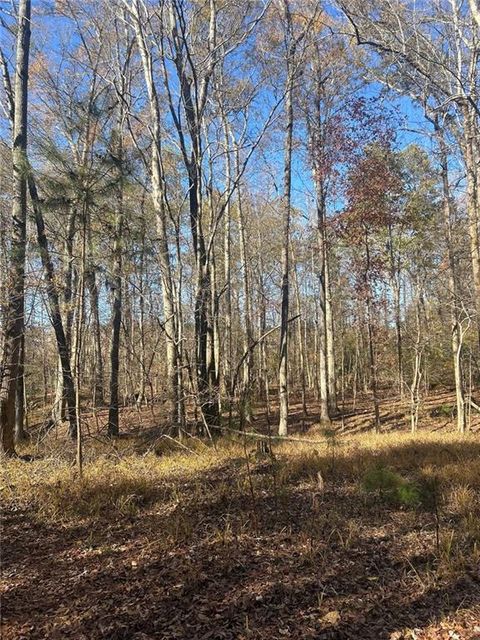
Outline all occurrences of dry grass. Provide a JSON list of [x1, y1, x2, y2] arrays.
[[3, 427, 479, 534], [1, 435, 244, 522]]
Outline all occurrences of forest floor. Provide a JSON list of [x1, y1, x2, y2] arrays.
[[1, 390, 480, 640]]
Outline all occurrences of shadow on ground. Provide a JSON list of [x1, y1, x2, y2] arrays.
[[2, 436, 480, 640]]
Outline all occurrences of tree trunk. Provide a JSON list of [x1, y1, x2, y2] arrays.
[[0, 0, 31, 456], [108, 117, 124, 436], [364, 229, 381, 432], [73, 215, 87, 474], [132, 4, 179, 425], [278, 0, 295, 436], [52, 206, 76, 423], [410, 281, 423, 434], [236, 146, 254, 424], [222, 119, 233, 403], [462, 104, 480, 348], [315, 200, 330, 424], [308, 70, 331, 424], [387, 223, 403, 397], [324, 234, 337, 414], [138, 229, 146, 405], [15, 334, 27, 442], [436, 118, 467, 433], [258, 249, 270, 420], [86, 266, 104, 406], [210, 239, 221, 416], [292, 249, 307, 417], [28, 175, 77, 438]]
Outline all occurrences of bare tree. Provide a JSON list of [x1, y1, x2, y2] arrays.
[[277, 0, 314, 435], [340, 0, 480, 346], [126, 0, 180, 428], [0, 0, 31, 455]]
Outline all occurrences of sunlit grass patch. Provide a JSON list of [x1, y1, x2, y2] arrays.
[[0, 438, 244, 523]]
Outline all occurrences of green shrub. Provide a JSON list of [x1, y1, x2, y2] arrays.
[[362, 467, 403, 496], [429, 403, 456, 418], [396, 482, 421, 507], [362, 466, 421, 508]]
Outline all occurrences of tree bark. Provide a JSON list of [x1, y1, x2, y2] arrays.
[[364, 229, 381, 432], [0, 0, 31, 456], [410, 282, 423, 434], [307, 66, 331, 425], [462, 103, 480, 348], [387, 223, 403, 397], [52, 207, 76, 423], [86, 265, 104, 406], [278, 0, 295, 436], [131, 1, 179, 425], [236, 147, 254, 425], [292, 249, 307, 417], [324, 236, 337, 413], [28, 175, 77, 438], [108, 126, 124, 437], [435, 118, 467, 433], [15, 334, 27, 442]]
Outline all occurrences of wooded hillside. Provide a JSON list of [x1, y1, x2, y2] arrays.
[[1, 1, 480, 638]]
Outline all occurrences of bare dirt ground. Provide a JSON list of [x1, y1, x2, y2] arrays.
[[2, 390, 480, 639]]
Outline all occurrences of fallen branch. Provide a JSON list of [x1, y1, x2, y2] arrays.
[[215, 422, 351, 446], [469, 398, 480, 413]]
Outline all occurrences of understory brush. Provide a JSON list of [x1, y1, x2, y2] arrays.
[[2, 429, 479, 573]]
